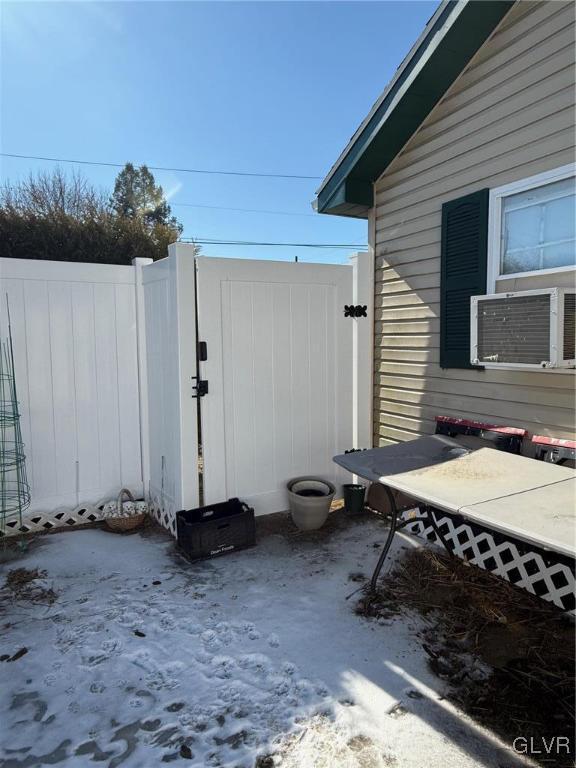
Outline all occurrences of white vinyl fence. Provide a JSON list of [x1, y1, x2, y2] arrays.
[[0, 248, 373, 538], [0, 257, 151, 534]]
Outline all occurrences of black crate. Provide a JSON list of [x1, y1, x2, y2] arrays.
[[176, 498, 255, 561]]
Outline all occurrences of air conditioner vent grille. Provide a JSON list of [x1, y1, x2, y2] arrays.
[[477, 295, 551, 365], [564, 293, 575, 361]]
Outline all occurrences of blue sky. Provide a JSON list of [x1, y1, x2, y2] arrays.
[[1, 1, 436, 263]]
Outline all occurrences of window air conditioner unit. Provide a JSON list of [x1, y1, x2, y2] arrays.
[[470, 287, 575, 369]]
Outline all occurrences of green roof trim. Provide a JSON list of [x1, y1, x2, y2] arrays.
[[316, 0, 515, 218]]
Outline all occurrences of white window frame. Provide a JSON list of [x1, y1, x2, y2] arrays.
[[487, 163, 576, 292]]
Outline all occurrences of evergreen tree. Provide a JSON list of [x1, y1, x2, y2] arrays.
[[110, 163, 183, 238]]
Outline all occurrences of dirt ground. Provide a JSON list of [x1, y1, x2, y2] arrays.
[[359, 547, 575, 768]]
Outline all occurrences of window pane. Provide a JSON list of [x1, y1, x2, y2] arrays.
[[502, 247, 541, 275], [544, 195, 574, 243], [542, 243, 576, 269], [504, 206, 540, 250], [501, 176, 576, 275]]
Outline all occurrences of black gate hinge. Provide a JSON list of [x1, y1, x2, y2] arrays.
[[344, 304, 367, 318], [192, 377, 209, 398]]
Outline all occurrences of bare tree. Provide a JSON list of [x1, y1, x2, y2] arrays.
[[0, 167, 192, 264], [0, 168, 108, 221]]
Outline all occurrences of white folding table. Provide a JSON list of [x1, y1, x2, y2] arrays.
[[334, 436, 576, 593]]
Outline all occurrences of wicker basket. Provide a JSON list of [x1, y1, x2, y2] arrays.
[[103, 488, 147, 532], [105, 513, 146, 532]]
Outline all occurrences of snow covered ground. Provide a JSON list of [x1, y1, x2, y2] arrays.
[[0, 515, 528, 768]]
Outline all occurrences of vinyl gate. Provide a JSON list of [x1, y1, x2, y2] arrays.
[[144, 245, 373, 534]]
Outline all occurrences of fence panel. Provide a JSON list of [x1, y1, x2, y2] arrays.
[[0, 258, 144, 532]]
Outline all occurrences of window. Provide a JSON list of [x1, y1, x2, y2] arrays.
[[488, 165, 576, 289]]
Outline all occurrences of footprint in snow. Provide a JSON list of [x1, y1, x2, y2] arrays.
[[80, 651, 108, 667], [116, 610, 141, 628], [159, 615, 177, 631], [267, 634, 280, 648], [179, 619, 203, 636], [178, 706, 210, 733], [101, 638, 123, 654], [146, 663, 184, 691], [141, 717, 162, 731], [266, 674, 291, 696], [237, 653, 271, 676], [213, 622, 234, 646], [194, 650, 213, 666], [216, 680, 250, 707], [128, 648, 153, 669], [237, 621, 260, 640], [293, 678, 316, 698], [201, 630, 221, 649], [282, 661, 296, 676], [210, 655, 236, 679]]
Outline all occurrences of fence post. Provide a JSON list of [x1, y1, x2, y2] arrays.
[[349, 251, 374, 451], [133, 257, 153, 500], [167, 242, 199, 511]]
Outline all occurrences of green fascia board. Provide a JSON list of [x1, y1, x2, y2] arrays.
[[318, 177, 374, 217], [316, 0, 514, 218]]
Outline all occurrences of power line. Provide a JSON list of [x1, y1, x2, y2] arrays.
[[0, 152, 323, 181], [173, 202, 317, 218], [181, 237, 367, 249]]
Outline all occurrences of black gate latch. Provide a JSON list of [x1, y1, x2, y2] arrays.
[[197, 341, 208, 362], [344, 304, 367, 318], [192, 377, 209, 398]]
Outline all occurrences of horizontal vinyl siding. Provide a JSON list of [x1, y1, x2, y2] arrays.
[[373, 0, 576, 447]]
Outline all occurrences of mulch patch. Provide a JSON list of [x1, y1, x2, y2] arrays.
[[357, 548, 575, 767], [2, 566, 57, 605]]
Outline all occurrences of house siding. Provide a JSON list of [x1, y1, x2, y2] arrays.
[[373, 0, 576, 447]]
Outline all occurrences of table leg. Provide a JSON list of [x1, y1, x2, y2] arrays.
[[370, 485, 398, 592]]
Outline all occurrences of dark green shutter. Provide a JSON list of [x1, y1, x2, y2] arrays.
[[440, 189, 489, 369]]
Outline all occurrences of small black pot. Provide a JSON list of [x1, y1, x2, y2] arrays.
[[343, 483, 366, 516]]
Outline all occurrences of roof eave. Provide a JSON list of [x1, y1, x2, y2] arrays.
[[316, 0, 515, 218], [317, 178, 373, 219]]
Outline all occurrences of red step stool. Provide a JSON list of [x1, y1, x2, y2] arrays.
[[435, 415, 526, 454], [531, 435, 576, 464]]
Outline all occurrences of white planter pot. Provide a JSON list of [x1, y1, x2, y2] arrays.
[[286, 477, 336, 531]]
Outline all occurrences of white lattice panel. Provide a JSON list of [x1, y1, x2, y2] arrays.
[[1, 499, 156, 539], [148, 493, 177, 537], [401, 509, 576, 613], [0, 502, 109, 538]]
